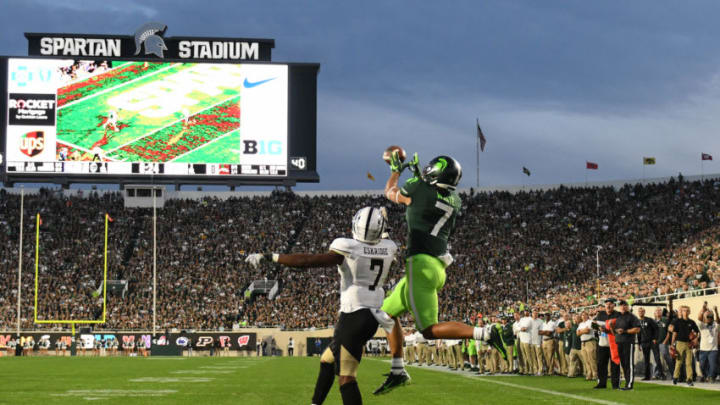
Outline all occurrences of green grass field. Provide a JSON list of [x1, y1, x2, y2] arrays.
[[1, 356, 717, 404]]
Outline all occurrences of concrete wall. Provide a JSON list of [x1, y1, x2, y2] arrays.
[[633, 293, 720, 322], [3, 173, 719, 200]]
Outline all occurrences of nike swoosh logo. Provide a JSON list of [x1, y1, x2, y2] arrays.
[[243, 77, 276, 88]]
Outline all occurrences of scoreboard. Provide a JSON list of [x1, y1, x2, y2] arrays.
[[0, 26, 319, 187]]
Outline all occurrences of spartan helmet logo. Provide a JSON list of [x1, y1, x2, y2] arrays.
[[134, 22, 168, 58]]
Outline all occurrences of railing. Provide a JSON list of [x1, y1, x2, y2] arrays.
[[573, 286, 719, 313]]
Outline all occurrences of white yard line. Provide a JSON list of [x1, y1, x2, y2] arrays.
[[59, 63, 181, 110], [472, 378, 627, 405], [57, 140, 92, 154], [105, 95, 240, 157], [167, 129, 239, 162], [56, 140, 118, 162], [375, 360, 628, 405]]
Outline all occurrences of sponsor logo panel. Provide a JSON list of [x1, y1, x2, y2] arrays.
[[4, 125, 57, 162], [8, 93, 56, 126]]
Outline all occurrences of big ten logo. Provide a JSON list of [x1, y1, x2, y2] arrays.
[[242, 140, 282, 155], [196, 336, 213, 347], [140, 335, 152, 349], [94, 334, 115, 346], [11, 65, 53, 88], [219, 336, 231, 348], [0, 335, 12, 346], [237, 335, 250, 347]]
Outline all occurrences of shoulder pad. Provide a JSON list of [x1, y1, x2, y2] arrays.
[[378, 239, 399, 253], [329, 238, 357, 257]]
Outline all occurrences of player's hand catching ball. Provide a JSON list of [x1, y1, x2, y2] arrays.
[[406, 152, 420, 176], [383, 145, 406, 173]]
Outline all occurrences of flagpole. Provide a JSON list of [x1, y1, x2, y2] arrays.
[[476, 130, 480, 189], [642, 163, 645, 183], [17, 187, 24, 338], [701, 159, 704, 181]]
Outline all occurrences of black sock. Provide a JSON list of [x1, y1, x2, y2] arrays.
[[311, 362, 335, 405], [339, 380, 362, 405]]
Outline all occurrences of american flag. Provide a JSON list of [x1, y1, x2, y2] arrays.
[[477, 119, 487, 152]]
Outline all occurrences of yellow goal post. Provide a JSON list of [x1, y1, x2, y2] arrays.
[[33, 213, 110, 334]]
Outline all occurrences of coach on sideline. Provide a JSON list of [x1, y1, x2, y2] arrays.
[[613, 300, 641, 390], [593, 298, 621, 389]]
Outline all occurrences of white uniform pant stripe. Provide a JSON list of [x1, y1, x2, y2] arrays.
[[628, 343, 634, 388], [407, 257, 423, 330]]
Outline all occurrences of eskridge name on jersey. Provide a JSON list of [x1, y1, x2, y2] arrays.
[[329, 237, 398, 313]]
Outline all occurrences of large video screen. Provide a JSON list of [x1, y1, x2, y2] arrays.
[[3, 58, 290, 178]]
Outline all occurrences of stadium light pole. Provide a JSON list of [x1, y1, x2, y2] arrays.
[[153, 187, 157, 337], [17, 187, 24, 337], [595, 245, 602, 299]]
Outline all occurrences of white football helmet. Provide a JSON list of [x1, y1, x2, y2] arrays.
[[352, 206, 386, 244]]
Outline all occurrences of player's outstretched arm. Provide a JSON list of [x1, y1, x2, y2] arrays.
[[385, 172, 411, 206], [245, 252, 344, 269]]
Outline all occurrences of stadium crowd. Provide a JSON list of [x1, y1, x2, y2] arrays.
[[0, 176, 718, 333]]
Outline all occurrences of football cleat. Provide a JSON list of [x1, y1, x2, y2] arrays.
[[373, 371, 411, 395]]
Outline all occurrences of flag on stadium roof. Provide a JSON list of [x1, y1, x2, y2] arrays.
[[702, 153, 713, 161], [643, 157, 656, 165], [586, 161, 598, 170], [366, 172, 375, 181], [522, 166, 531, 176], [476, 119, 487, 152]]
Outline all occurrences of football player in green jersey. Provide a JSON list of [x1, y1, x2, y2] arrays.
[[374, 151, 488, 395]]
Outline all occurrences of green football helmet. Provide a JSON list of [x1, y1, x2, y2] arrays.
[[422, 155, 462, 190]]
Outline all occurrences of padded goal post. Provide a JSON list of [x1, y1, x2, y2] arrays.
[[33, 213, 110, 332]]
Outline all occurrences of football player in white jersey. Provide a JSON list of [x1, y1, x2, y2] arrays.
[[246, 206, 398, 405], [104, 110, 119, 136]]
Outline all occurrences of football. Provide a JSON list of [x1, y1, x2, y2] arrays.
[[382, 145, 406, 165]]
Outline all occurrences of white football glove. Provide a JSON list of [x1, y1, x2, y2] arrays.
[[245, 253, 266, 269]]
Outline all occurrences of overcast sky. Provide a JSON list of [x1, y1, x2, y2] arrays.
[[2, 0, 720, 190]]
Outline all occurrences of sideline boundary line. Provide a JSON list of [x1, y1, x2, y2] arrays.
[[372, 359, 627, 405]]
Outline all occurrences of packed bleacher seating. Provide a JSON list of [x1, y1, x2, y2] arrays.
[[0, 175, 718, 331]]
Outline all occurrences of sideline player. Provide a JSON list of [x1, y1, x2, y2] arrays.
[[104, 109, 120, 137], [246, 206, 398, 405], [91, 109, 122, 151], [374, 151, 488, 395]]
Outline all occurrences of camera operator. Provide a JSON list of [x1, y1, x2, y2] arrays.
[[614, 300, 641, 390], [670, 305, 700, 386], [696, 303, 719, 383], [593, 298, 621, 389], [637, 307, 660, 381]]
